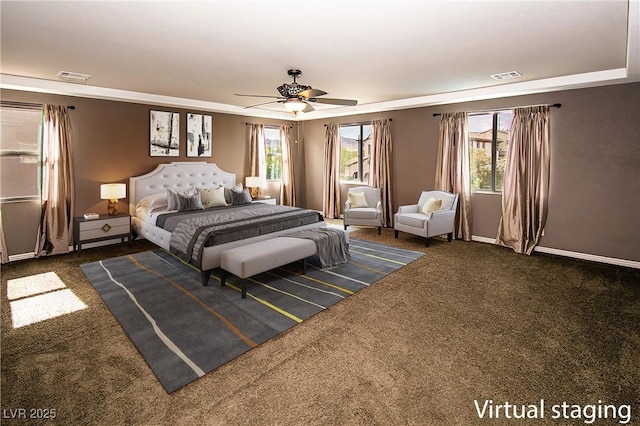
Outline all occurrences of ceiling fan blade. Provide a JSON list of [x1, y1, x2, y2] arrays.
[[302, 102, 315, 113], [234, 93, 284, 100], [311, 97, 358, 107], [244, 99, 284, 109], [297, 88, 327, 98]]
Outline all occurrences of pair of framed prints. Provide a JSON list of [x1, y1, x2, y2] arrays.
[[149, 110, 212, 157]]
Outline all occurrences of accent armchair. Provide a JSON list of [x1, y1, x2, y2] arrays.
[[344, 186, 383, 235], [394, 190, 459, 246]]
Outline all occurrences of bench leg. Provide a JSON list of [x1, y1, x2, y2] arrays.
[[201, 269, 212, 286], [301, 257, 307, 275], [241, 280, 247, 299], [220, 270, 226, 287]]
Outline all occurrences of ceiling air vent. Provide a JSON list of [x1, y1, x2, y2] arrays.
[[57, 71, 91, 83], [489, 71, 522, 81]]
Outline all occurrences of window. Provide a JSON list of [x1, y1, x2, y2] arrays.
[[339, 123, 372, 182], [0, 106, 42, 201], [468, 110, 512, 192], [263, 127, 282, 180]]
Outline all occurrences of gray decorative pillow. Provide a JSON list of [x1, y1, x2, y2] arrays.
[[177, 192, 204, 211], [167, 187, 198, 210], [231, 188, 252, 205], [224, 184, 243, 205]]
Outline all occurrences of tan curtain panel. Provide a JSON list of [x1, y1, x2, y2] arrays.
[[35, 105, 75, 256], [368, 119, 394, 227], [279, 125, 296, 206], [496, 106, 550, 255], [323, 124, 341, 218], [435, 112, 472, 241], [248, 123, 265, 178], [0, 209, 9, 263]]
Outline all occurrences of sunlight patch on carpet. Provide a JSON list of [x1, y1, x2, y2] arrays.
[[7, 272, 87, 328]]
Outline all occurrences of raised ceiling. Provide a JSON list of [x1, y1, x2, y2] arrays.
[[1, 1, 638, 120]]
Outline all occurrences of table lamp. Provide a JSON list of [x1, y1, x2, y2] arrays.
[[100, 183, 126, 216]]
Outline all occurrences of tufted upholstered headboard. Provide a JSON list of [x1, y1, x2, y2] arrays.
[[129, 162, 236, 216]]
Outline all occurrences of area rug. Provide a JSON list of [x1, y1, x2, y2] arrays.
[[80, 239, 423, 393]]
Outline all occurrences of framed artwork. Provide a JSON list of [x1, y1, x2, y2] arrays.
[[186, 113, 213, 157], [150, 110, 179, 157]]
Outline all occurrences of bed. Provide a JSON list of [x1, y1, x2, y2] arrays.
[[129, 162, 325, 284]]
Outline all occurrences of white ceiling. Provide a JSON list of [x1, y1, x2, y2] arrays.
[[1, 0, 638, 120]]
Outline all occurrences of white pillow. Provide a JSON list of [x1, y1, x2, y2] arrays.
[[137, 192, 168, 212], [198, 187, 227, 208], [348, 191, 369, 208], [421, 197, 442, 216]]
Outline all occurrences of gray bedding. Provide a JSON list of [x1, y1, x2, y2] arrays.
[[160, 203, 324, 268]]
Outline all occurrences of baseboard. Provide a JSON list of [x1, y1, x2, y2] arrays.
[[471, 236, 640, 269], [7, 235, 638, 270], [7, 238, 125, 263]]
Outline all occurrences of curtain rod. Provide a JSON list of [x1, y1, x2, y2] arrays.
[[0, 101, 76, 110], [432, 103, 561, 117], [323, 118, 392, 127], [244, 122, 293, 128]]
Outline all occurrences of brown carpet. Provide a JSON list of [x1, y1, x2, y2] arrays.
[[2, 229, 639, 425]]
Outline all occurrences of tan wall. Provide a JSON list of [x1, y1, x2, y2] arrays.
[[0, 89, 291, 255], [2, 83, 638, 262], [300, 83, 640, 262]]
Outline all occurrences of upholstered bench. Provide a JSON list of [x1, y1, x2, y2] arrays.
[[220, 237, 317, 298]]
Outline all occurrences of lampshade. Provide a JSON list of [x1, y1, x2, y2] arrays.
[[245, 176, 262, 188], [100, 183, 126, 200], [283, 98, 307, 112]]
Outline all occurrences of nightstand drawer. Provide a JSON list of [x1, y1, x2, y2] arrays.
[[74, 214, 131, 254], [79, 221, 130, 240]]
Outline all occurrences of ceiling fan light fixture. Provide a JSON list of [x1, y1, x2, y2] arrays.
[[283, 98, 307, 112]]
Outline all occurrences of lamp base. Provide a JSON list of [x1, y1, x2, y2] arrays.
[[107, 200, 119, 216], [249, 187, 259, 199]]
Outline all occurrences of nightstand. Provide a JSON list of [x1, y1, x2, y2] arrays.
[[73, 214, 131, 255], [252, 197, 277, 205]]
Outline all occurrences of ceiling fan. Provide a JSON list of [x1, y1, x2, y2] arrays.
[[234, 69, 358, 113]]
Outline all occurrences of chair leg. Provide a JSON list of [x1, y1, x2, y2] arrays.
[[448, 232, 453, 242], [394, 229, 399, 238], [425, 238, 430, 247], [377, 226, 381, 235]]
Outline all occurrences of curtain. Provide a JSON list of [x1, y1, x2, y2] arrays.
[[248, 123, 265, 178], [323, 124, 341, 218], [496, 106, 550, 255], [35, 105, 75, 256], [435, 112, 472, 241], [368, 119, 394, 227], [279, 125, 296, 206], [0, 209, 9, 263]]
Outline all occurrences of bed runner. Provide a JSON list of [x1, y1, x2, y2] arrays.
[[169, 204, 323, 268]]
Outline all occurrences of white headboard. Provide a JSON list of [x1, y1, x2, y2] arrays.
[[129, 162, 236, 215]]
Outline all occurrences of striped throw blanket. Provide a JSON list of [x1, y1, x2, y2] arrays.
[[285, 228, 350, 268]]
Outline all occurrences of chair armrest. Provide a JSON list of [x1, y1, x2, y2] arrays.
[[344, 200, 351, 211], [397, 204, 419, 214], [376, 200, 382, 213], [428, 209, 456, 228]]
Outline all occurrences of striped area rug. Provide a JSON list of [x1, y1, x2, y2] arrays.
[[80, 239, 423, 393]]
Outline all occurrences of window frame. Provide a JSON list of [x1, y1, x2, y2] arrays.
[[0, 105, 42, 203], [263, 125, 282, 181], [468, 110, 512, 194], [339, 122, 372, 184]]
